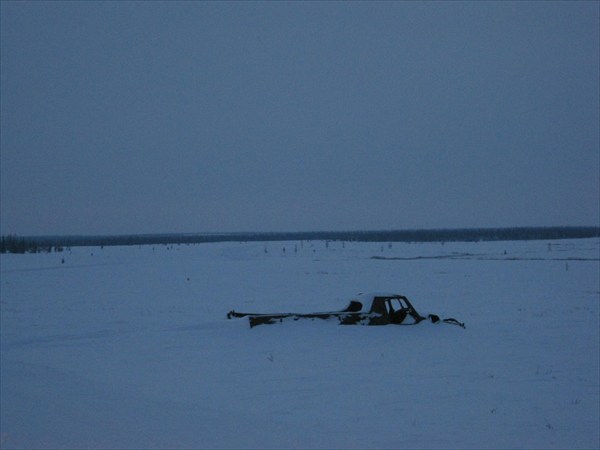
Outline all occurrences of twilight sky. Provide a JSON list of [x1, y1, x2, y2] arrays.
[[1, 1, 599, 235]]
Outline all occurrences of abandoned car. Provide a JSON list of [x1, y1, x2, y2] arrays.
[[227, 293, 465, 328]]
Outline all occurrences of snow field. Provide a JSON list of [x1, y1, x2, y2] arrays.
[[1, 239, 599, 449]]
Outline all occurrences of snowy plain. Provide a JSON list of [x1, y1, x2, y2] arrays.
[[1, 238, 599, 449]]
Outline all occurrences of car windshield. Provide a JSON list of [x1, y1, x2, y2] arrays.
[[386, 298, 406, 313]]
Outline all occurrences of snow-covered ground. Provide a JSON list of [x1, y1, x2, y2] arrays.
[[1, 238, 598, 449]]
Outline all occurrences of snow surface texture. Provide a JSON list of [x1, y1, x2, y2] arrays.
[[1, 239, 599, 449]]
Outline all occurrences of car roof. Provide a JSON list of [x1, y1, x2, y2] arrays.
[[355, 292, 403, 300]]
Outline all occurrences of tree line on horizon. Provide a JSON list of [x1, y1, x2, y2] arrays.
[[1, 226, 599, 254], [0, 235, 65, 254]]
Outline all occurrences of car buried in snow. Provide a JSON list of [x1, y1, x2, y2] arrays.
[[227, 293, 465, 329]]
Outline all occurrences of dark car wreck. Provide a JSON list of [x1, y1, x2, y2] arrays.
[[227, 293, 465, 329]]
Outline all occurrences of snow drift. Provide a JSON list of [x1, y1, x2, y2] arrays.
[[1, 239, 598, 449]]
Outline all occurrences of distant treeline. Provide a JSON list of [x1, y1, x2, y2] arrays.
[[0, 235, 65, 254], [1, 226, 599, 254]]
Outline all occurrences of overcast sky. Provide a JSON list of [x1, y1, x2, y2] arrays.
[[1, 1, 598, 236]]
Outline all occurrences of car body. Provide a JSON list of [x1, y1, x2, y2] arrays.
[[227, 293, 465, 328]]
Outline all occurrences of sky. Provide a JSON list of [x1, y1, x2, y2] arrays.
[[1, 1, 599, 236]]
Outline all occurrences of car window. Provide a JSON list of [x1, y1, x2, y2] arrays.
[[388, 299, 404, 312]]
